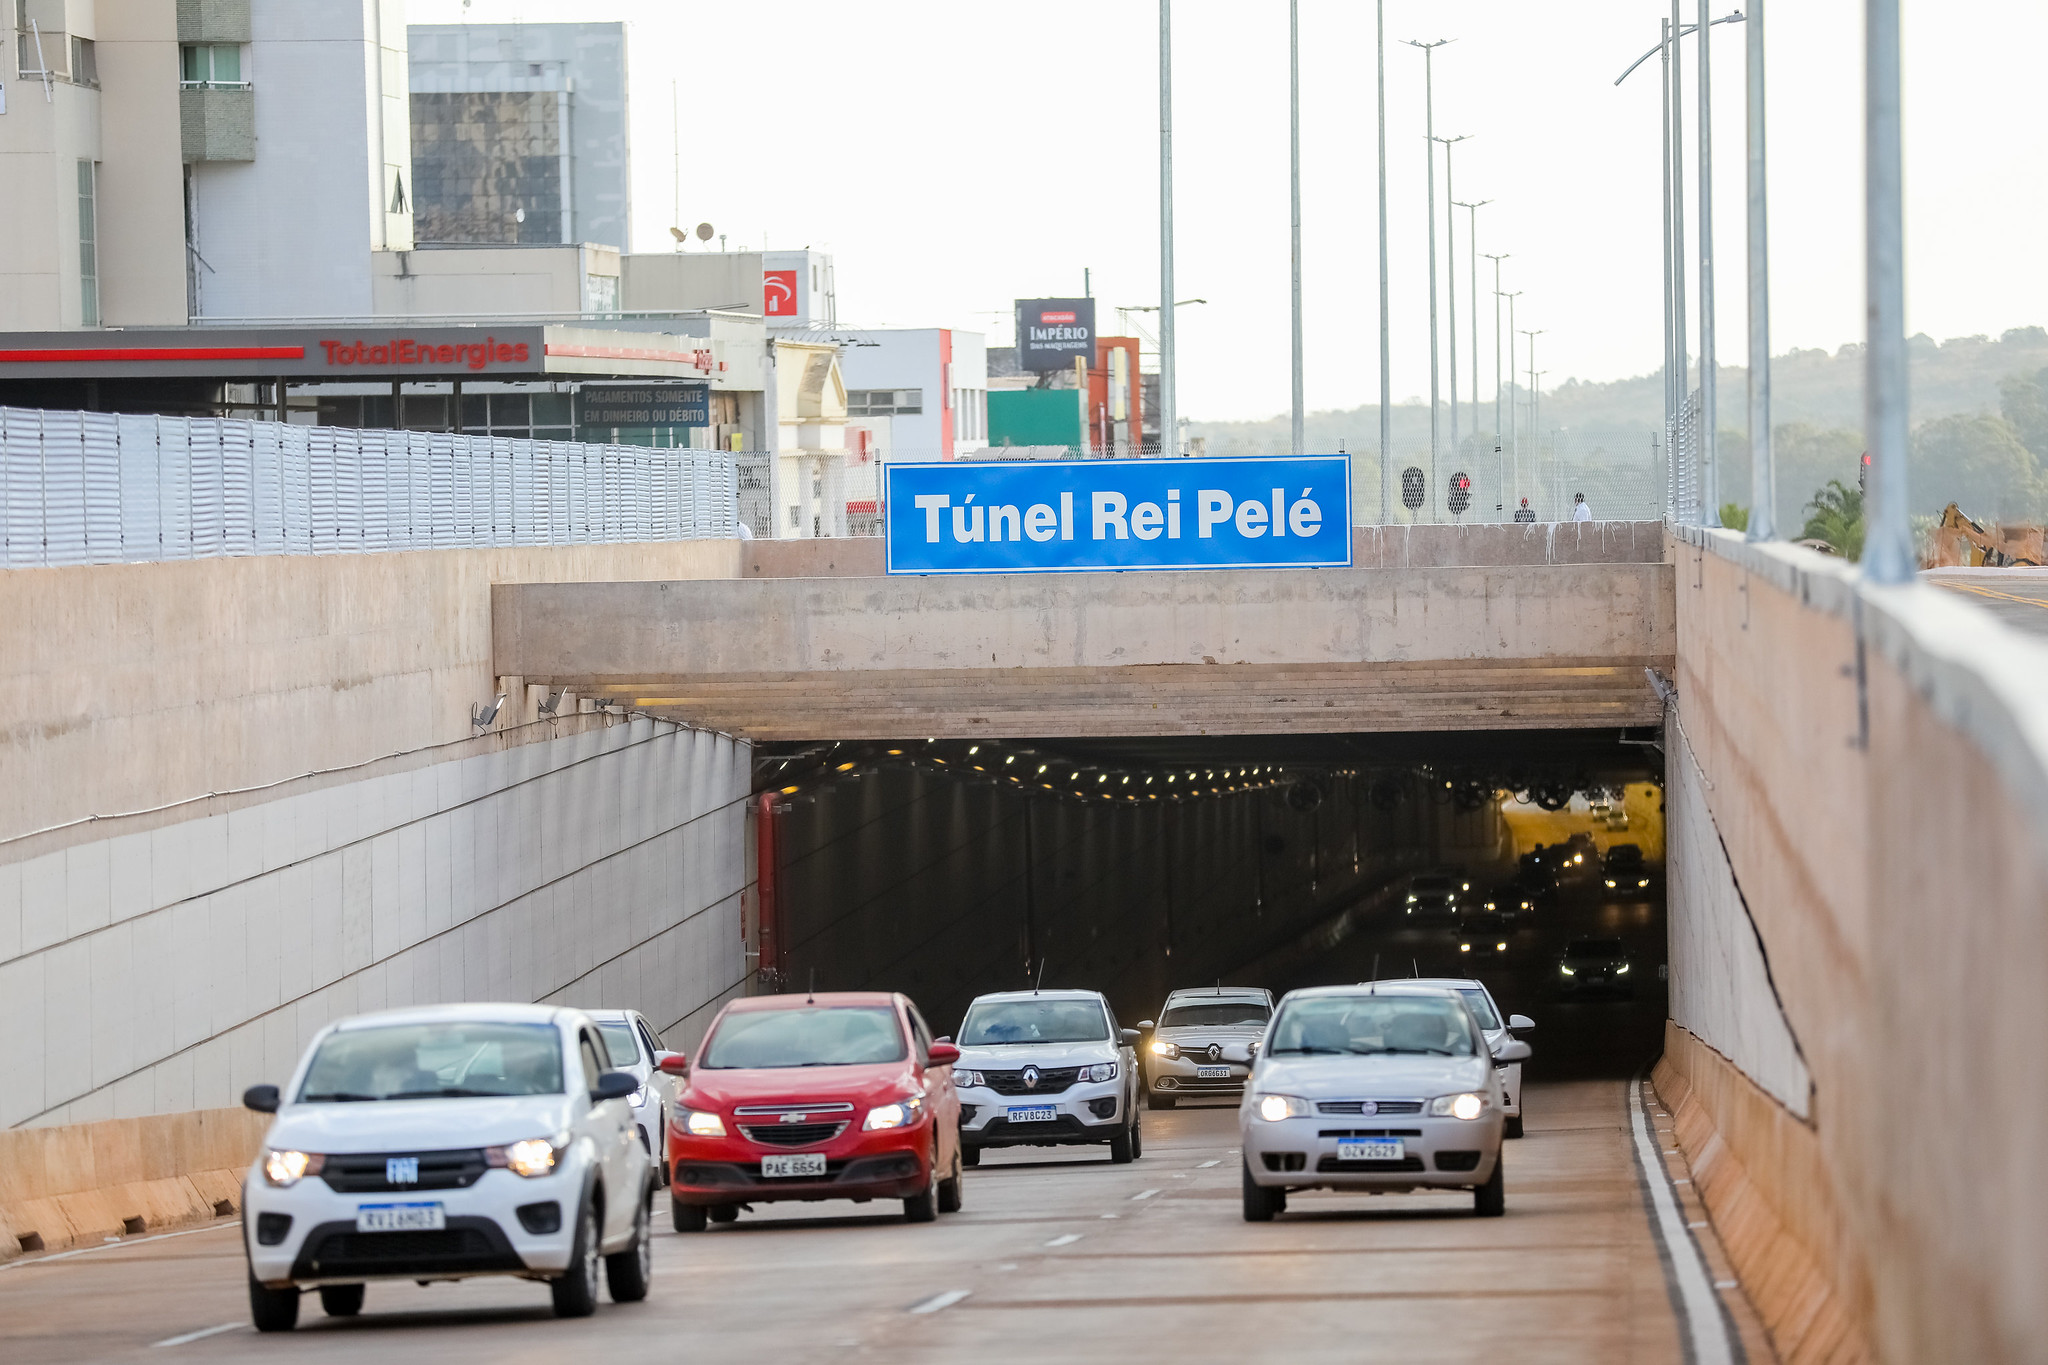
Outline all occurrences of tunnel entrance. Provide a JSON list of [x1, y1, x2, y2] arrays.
[[752, 728, 1666, 1081]]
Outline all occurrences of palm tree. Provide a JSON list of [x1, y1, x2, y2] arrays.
[[1801, 479, 1866, 560]]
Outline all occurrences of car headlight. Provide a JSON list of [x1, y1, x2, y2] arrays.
[[955, 1069, 986, 1088], [1429, 1092, 1488, 1120], [486, 1135, 566, 1178], [1459, 943, 1472, 952], [1560, 965, 1576, 976], [864, 1094, 926, 1130], [1406, 894, 1417, 903], [1150, 1040, 1180, 1059], [680, 1108, 727, 1138], [262, 1149, 324, 1187], [1496, 942, 1507, 952], [1605, 878, 1617, 888], [1255, 1094, 1312, 1122], [1484, 901, 1497, 911], [1638, 878, 1650, 888], [1079, 1062, 1118, 1083], [1616, 963, 1630, 974], [1462, 882, 1470, 891], [1520, 901, 1532, 910]]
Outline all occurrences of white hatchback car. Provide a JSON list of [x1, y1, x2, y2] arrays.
[[586, 1008, 684, 1182], [239, 1003, 655, 1331], [1239, 985, 1530, 1220], [951, 990, 1144, 1165], [1371, 978, 1534, 1138], [1144, 986, 1273, 1108]]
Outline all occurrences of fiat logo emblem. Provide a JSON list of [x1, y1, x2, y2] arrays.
[[1022, 1066, 1041, 1089], [1206, 1043, 1223, 1063]]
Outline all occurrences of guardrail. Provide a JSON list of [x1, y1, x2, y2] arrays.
[[0, 406, 738, 568]]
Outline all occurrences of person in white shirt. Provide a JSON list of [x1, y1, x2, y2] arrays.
[[1572, 493, 1593, 523]]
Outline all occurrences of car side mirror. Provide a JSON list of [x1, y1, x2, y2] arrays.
[[1493, 1039, 1533, 1064], [1120, 1029, 1141, 1045], [1136, 1020, 1156, 1030], [926, 1042, 961, 1066], [655, 1052, 690, 1076], [933, 1036, 953, 1045], [243, 1084, 281, 1114], [592, 1071, 638, 1103], [1507, 1014, 1536, 1033]]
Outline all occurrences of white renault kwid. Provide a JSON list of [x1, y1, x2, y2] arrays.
[[239, 1003, 654, 1331], [951, 990, 1144, 1165]]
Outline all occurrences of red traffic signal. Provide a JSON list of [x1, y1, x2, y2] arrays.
[[1448, 472, 1473, 515]]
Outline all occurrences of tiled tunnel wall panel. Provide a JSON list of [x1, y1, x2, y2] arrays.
[[0, 718, 749, 1130]]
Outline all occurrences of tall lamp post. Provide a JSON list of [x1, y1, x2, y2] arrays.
[[1745, 0, 1774, 541], [1520, 328, 1544, 513], [1484, 252, 1509, 515], [1503, 290, 1522, 498], [1862, 0, 1912, 581], [1376, 0, 1391, 522], [1159, 0, 1177, 455], [1696, 0, 1720, 526], [1404, 37, 1452, 517], [1434, 134, 1471, 469], [1455, 197, 1492, 428], [1289, 0, 1305, 457]]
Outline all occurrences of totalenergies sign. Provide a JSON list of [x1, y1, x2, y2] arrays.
[[319, 336, 530, 371], [1016, 297, 1095, 371]]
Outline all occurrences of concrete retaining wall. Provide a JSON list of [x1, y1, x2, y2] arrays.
[[1668, 526, 2048, 1365]]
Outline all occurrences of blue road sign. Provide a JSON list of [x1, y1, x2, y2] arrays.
[[884, 456, 1352, 574]]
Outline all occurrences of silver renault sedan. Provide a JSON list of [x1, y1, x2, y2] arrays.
[[1239, 985, 1530, 1220], [1143, 986, 1272, 1108]]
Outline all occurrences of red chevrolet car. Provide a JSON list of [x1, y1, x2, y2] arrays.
[[662, 992, 964, 1228]]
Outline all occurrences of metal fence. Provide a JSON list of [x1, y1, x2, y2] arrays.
[[0, 406, 739, 568]]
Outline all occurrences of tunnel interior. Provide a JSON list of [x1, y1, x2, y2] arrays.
[[753, 727, 1667, 1082]]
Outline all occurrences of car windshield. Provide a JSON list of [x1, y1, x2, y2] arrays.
[[1266, 995, 1478, 1057], [959, 999, 1109, 1045], [1159, 1002, 1271, 1029], [1411, 876, 1451, 891], [597, 1021, 641, 1068], [1565, 938, 1627, 957], [1456, 989, 1502, 1030], [1606, 845, 1644, 865], [697, 1007, 906, 1069], [297, 1022, 564, 1101]]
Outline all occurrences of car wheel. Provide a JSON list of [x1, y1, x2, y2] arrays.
[[550, 1198, 602, 1318], [903, 1173, 939, 1224], [937, 1147, 964, 1214], [605, 1189, 652, 1303], [672, 1195, 708, 1232], [1241, 1162, 1283, 1223], [317, 1284, 364, 1318], [1130, 1114, 1144, 1160], [1504, 1114, 1524, 1139], [708, 1204, 738, 1224], [961, 1144, 981, 1168], [248, 1272, 300, 1333], [1109, 1123, 1135, 1164], [1474, 1151, 1506, 1217], [1150, 1091, 1177, 1110]]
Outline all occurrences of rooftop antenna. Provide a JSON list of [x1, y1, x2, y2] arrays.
[[1034, 958, 1047, 995], [1370, 954, 1380, 993], [1412, 959, 1420, 978], [806, 968, 816, 1005]]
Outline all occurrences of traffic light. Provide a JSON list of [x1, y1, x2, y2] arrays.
[[1449, 471, 1472, 516], [1401, 466, 1425, 511], [1859, 452, 1871, 493]]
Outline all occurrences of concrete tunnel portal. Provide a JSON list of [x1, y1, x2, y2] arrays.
[[751, 726, 1670, 1080]]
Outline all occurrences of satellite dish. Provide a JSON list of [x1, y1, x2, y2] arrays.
[[669, 226, 687, 242], [696, 222, 715, 242]]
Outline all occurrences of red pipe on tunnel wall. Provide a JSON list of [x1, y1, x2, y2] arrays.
[[756, 791, 780, 985]]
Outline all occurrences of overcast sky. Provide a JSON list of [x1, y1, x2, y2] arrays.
[[415, 0, 2048, 423]]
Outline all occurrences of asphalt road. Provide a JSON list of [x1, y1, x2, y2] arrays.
[[1, 1082, 1692, 1365], [1928, 568, 2048, 638]]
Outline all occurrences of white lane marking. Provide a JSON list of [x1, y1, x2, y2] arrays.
[[152, 1323, 243, 1348], [1198, 1159, 1221, 1168], [1099, 1213, 1120, 1220], [1629, 1078, 1739, 1365], [0, 1222, 239, 1272], [1129, 1188, 1160, 1201], [1688, 1221, 1709, 1229], [1043, 1234, 1082, 1248], [908, 1289, 971, 1315], [1715, 1280, 1739, 1290]]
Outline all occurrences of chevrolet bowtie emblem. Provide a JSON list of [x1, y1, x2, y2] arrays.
[[1022, 1066, 1041, 1089], [779, 1112, 808, 1123]]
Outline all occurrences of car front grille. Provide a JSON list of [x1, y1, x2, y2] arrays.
[[982, 1067, 1082, 1096], [1315, 1100, 1423, 1116], [1318, 1128, 1423, 1138], [1316, 1155, 1426, 1173], [740, 1121, 849, 1148], [319, 1149, 488, 1193], [292, 1216, 523, 1279]]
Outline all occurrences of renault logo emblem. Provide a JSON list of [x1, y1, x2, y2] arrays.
[[1206, 1043, 1223, 1063], [1022, 1066, 1041, 1089]]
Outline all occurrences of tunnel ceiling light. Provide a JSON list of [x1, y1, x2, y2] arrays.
[[1166, 776, 1175, 783], [1098, 774, 1107, 783], [836, 762, 856, 771], [779, 785, 799, 795], [886, 748, 903, 755], [968, 745, 979, 755], [1038, 764, 1048, 774], [934, 758, 946, 765], [1006, 755, 1015, 764], [1122, 776, 1130, 785], [1145, 777, 1153, 785]]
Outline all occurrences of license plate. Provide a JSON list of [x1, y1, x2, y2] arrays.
[[760, 1153, 827, 1178], [1195, 1066, 1232, 1080], [1007, 1105, 1057, 1123], [1336, 1139, 1405, 1162], [355, 1201, 445, 1232]]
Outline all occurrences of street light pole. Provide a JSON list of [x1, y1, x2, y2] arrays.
[[1405, 38, 1451, 518], [1862, 0, 1912, 581], [1745, 0, 1774, 541], [1289, 0, 1304, 457], [1455, 198, 1491, 427], [1484, 252, 1508, 515], [1697, 0, 1720, 526], [1521, 328, 1544, 511], [1159, 0, 1177, 456], [1669, 0, 1689, 520], [1377, 0, 1391, 522], [1435, 136, 1471, 469], [1661, 19, 1676, 513], [1503, 290, 1521, 495]]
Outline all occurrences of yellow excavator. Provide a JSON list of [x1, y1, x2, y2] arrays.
[[1924, 503, 2044, 568]]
